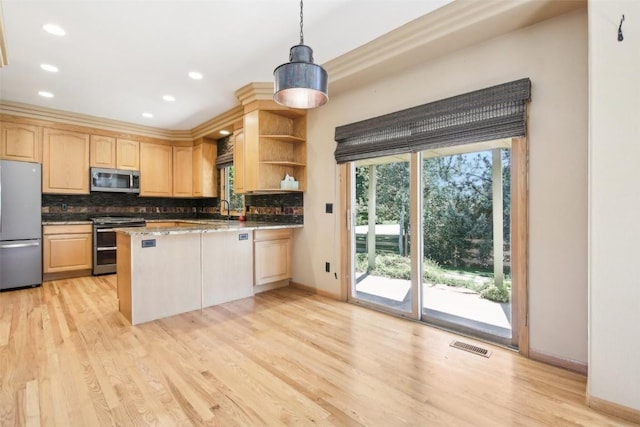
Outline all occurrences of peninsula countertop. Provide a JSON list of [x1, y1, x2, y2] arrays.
[[115, 219, 302, 236]]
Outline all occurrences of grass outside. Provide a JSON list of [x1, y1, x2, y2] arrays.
[[355, 253, 511, 303]]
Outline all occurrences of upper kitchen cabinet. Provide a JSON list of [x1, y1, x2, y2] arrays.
[[172, 145, 193, 197], [116, 138, 140, 170], [42, 128, 90, 194], [192, 138, 217, 197], [1, 122, 42, 163], [233, 128, 246, 194], [90, 136, 140, 170], [90, 135, 116, 168], [239, 105, 306, 193], [140, 142, 172, 197]]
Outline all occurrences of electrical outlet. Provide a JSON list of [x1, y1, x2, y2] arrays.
[[61, 203, 68, 211], [325, 262, 330, 273]]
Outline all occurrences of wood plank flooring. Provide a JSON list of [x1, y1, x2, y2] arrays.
[[0, 275, 635, 426]]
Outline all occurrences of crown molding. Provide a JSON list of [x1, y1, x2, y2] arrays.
[[0, 100, 196, 140], [190, 104, 244, 139], [325, 0, 586, 95], [235, 82, 274, 106]]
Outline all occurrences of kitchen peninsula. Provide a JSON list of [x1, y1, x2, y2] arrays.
[[116, 220, 301, 325]]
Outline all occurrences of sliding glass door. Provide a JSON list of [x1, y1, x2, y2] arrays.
[[348, 140, 521, 348], [421, 144, 513, 346], [349, 154, 418, 318]]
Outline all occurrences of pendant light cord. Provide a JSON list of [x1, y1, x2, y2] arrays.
[[299, 0, 304, 45]]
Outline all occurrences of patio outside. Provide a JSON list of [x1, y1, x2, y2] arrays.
[[355, 269, 512, 339]]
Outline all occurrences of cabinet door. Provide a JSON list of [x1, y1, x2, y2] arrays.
[[90, 135, 116, 168], [173, 146, 193, 197], [254, 237, 291, 285], [43, 233, 92, 273], [193, 144, 203, 196], [43, 128, 90, 194], [1, 123, 42, 162], [116, 138, 140, 170], [139, 142, 172, 196], [233, 129, 246, 193], [193, 142, 217, 197]]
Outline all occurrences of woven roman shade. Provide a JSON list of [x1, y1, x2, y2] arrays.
[[216, 135, 234, 169], [334, 78, 531, 164]]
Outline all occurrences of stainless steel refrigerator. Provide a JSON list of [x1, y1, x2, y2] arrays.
[[0, 160, 42, 290]]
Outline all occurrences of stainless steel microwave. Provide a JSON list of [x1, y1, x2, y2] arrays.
[[90, 168, 140, 193]]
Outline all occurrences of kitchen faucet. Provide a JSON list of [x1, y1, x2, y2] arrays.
[[220, 199, 230, 220]]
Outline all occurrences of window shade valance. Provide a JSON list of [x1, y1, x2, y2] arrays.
[[334, 78, 531, 163], [215, 152, 234, 169], [216, 135, 234, 168]]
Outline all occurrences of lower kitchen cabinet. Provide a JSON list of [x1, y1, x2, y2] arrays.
[[117, 232, 202, 325], [116, 225, 297, 325], [254, 228, 292, 291], [146, 221, 179, 228], [43, 224, 93, 280], [202, 231, 254, 307]]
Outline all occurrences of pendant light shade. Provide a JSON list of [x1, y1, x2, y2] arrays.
[[274, 45, 328, 109], [273, 1, 328, 109]]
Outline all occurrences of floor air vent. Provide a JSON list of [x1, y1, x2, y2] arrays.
[[450, 340, 492, 358]]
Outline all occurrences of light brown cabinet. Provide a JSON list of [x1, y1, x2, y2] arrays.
[[1, 122, 42, 163], [192, 139, 217, 197], [42, 128, 90, 194], [238, 106, 306, 193], [146, 221, 179, 228], [43, 224, 93, 280], [172, 145, 193, 197], [139, 142, 172, 197], [90, 135, 116, 168], [254, 228, 292, 288], [116, 138, 140, 170], [90, 136, 139, 170], [233, 129, 246, 194]]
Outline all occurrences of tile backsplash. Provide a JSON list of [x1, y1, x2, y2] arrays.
[[42, 192, 303, 224]]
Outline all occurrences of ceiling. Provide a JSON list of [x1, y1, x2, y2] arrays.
[[0, 0, 453, 131]]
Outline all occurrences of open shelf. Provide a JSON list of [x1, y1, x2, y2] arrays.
[[238, 104, 307, 193], [259, 135, 306, 143], [260, 160, 306, 167]]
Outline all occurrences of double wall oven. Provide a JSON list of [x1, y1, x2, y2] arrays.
[[92, 217, 145, 275]]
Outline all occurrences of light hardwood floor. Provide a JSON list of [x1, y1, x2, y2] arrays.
[[0, 275, 634, 426]]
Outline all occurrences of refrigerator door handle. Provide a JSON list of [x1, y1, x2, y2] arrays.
[[0, 242, 41, 249]]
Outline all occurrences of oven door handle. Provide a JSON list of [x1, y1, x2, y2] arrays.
[[96, 246, 117, 251], [96, 228, 115, 233]]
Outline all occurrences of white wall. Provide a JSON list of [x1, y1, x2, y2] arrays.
[[293, 10, 589, 364], [588, 0, 640, 411]]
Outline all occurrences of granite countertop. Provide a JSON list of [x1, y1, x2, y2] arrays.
[[116, 220, 302, 236], [42, 220, 93, 225]]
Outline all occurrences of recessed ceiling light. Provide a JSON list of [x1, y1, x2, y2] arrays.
[[142, 112, 153, 118], [219, 130, 230, 136], [40, 64, 59, 73], [42, 24, 66, 36], [38, 91, 54, 98], [188, 71, 203, 80], [162, 95, 176, 102]]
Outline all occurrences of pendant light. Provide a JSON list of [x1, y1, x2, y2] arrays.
[[273, 0, 328, 109]]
